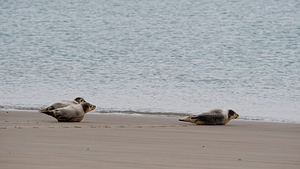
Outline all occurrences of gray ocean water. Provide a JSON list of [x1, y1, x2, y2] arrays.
[[1, 0, 299, 123]]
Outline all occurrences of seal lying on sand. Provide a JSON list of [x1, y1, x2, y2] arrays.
[[40, 97, 86, 113], [41, 102, 96, 122], [179, 109, 239, 125]]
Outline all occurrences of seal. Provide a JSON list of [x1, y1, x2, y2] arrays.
[[179, 109, 239, 125], [41, 102, 96, 122], [40, 97, 86, 113]]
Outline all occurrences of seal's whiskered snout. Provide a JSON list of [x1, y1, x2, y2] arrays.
[[90, 104, 96, 111]]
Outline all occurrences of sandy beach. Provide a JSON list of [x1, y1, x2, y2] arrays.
[[1, 110, 299, 169]]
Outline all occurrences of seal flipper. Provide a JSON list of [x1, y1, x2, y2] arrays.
[[56, 116, 72, 122], [40, 103, 67, 113], [40, 109, 55, 117]]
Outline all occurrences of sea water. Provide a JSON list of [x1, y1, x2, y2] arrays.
[[0, 0, 299, 123]]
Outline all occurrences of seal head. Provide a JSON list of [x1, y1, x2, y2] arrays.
[[81, 102, 96, 113], [74, 97, 86, 104]]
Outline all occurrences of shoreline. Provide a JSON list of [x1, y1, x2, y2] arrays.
[[1, 110, 300, 169], [0, 108, 299, 124]]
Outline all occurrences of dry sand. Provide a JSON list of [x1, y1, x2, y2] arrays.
[[0, 110, 300, 169]]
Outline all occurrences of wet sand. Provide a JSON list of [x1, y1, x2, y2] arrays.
[[1, 110, 300, 169]]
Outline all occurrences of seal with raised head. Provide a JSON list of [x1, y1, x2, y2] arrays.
[[40, 97, 86, 113], [179, 109, 239, 125], [41, 102, 96, 122]]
